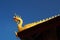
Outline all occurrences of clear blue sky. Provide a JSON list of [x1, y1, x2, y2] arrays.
[[0, 0, 60, 40]]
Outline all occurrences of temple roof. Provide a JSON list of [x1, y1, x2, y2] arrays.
[[17, 14, 60, 40]]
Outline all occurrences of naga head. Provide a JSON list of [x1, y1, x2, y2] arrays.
[[13, 14, 23, 24]]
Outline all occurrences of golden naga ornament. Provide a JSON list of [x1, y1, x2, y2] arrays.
[[13, 14, 60, 37]]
